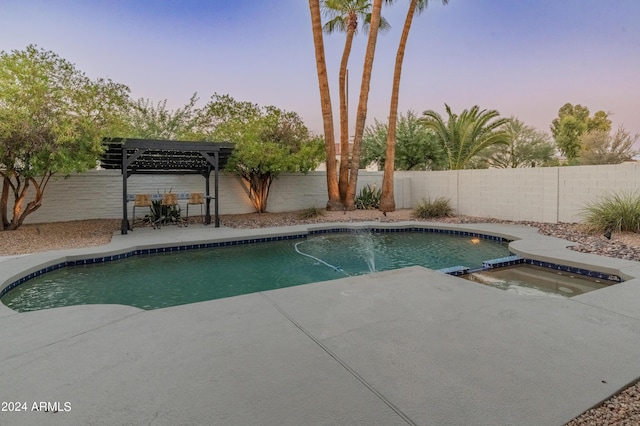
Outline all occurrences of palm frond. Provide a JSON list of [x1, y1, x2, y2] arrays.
[[323, 16, 348, 33]]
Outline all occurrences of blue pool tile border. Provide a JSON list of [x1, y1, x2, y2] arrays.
[[483, 255, 525, 269], [522, 259, 622, 283], [0, 227, 622, 299], [309, 226, 510, 242], [474, 255, 621, 283]]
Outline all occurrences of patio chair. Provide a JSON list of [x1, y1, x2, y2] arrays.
[[132, 194, 153, 229], [185, 192, 204, 225]]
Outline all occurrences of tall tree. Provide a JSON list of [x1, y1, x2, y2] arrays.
[[579, 127, 638, 165], [344, 0, 384, 209], [308, 0, 342, 210], [0, 45, 130, 230], [481, 117, 556, 168], [420, 104, 510, 170], [308, 0, 385, 210], [204, 94, 324, 213], [321, 0, 389, 203], [362, 111, 445, 170], [379, 0, 449, 212], [550, 103, 611, 161]]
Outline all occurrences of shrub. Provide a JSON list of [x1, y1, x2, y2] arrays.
[[355, 184, 382, 209], [414, 197, 454, 218], [581, 191, 640, 233], [144, 190, 182, 226], [298, 206, 325, 219], [148, 199, 182, 226]]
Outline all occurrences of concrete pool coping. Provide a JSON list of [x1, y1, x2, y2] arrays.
[[1, 221, 639, 425]]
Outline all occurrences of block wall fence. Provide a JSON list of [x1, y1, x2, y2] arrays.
[[11, 163, 640, 225]]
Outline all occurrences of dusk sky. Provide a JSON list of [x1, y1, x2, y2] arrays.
[[2, 0, 639, 140]]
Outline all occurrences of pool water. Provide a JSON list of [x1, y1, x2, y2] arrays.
[[1, 232, 510, 312]]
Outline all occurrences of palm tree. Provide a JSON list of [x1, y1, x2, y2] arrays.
[[420, 104, 510, 170], [308, 0, 342, 209], [344, 0, 384, 209], [379, 0, 449, 212], [321, 0, 389, 203]]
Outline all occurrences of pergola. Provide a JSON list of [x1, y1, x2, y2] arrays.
[[100, 138, 235, 234]]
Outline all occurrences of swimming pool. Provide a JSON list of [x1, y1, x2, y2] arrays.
[[1, 229, 511, 312]]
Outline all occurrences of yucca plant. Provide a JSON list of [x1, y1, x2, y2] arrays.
[[148, 199, 182, 226], [414, 197, 453, 218], [145, 190, 182, 226], [581, 191, 640, 234], [355, 184, 382, 209]]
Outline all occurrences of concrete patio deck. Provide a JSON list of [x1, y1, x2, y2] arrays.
[[1, 222, 639, 425]]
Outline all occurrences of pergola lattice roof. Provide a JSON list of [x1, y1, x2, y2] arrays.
[[101, 138, 235, 175]]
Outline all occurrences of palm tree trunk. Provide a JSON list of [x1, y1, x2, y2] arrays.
[[338, 28, 356, 203], [379, 0, 418, 212], [345, 0, 383, 209], [308, 0, 342, 210]]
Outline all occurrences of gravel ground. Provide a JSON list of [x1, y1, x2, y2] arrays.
[[1, 209, 639, 424]]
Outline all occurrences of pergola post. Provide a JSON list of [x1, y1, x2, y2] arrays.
[[121, 145, 129, 235], [205, 168, 211, 225], [214, 151, 220, 227]]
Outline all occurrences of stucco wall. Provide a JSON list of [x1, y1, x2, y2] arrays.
[[8, 163, 640, 224], [15, 171, 384, 223], [396, 163, 640, 223]]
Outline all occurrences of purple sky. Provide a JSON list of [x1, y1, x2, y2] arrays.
[[2, 0, 639, 140]]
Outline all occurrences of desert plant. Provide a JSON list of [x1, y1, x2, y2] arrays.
[[581, 191, 640, 234], [298, 206, 325, 219], [355, 184, 382, 209], [149, 200, 182, 226], [145, 191, 182, 226], [414, 197, 453, 218]]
